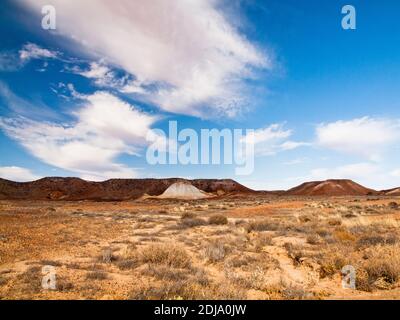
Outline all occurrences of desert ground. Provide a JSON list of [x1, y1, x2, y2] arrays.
[[1, 195, 400, 300]]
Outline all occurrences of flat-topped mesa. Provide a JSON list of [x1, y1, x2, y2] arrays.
[[0, 177, 395, 200], [0, 177, 253, 201]]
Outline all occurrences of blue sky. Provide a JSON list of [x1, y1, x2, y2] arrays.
[[0, 0, 400, 190]]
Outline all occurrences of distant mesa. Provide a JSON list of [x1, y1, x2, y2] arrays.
[[0, 177, 398, 200], [286, 179, 379, 196], [0, 177, 251, 201], [382, 187, 400, 196]]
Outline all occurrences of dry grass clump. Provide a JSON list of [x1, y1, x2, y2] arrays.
[[138, 243, 192, 269], [56, 277, 74, 292], [284, 243, 309, 266], [315, 228, 331, 238], [142, 264, 192, 281], [306, 234, 322, 245], [116, 243, 191, 270], [388, 202, 399, 210], [360, 245, 400, 290], [178, 215, 207, 229], [245, 219, 280, 232], [114, 243, 139, 270], [314, 233, 400, 291], [333, 229, 356, 242], [181, 212, 196, 219], [208, 214, 228, 225], [281, 283, 313, 300], [317, 251, 348, 279], [0, 276, 8, 286], [129, 280, 207, 300], [254, 233, 273, 251], [263, 279, 315, 300], [16, 266, 42, 294], [86, 270, 109, 281], [203, 239, 227, 263], [225, 254, 257, 268], [40, 260, 62, 267], [356, 235, 397, 248], [225, 266, 267, 291], [142, 264, 210, 287], [299, 215, 313, 223], [116, 259, 138, 270], [99, 247, 118, 263], [327, 218, 342, 226], [130, 278, 245, 300], [207, 283, 247, 300]]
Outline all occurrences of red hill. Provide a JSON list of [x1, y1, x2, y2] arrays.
[[286, 179, 379, 196], [382, 187, 400, 196], [0, 177, 253, 201]]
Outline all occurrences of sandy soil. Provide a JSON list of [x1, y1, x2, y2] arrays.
[[1, 195, 400, 300]]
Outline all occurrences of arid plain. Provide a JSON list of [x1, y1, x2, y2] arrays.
[[1, 189, 400, 300]]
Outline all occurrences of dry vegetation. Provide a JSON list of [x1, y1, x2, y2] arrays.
[[1, 196, 400, 300]]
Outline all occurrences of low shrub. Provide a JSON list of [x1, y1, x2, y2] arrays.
[[208, 214, 228, 225]]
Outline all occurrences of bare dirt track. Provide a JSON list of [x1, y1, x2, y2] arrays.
[[1, 195, 400, 300]]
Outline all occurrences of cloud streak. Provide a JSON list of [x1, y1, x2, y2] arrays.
[[0, 92, 159, 181], [0, 166, 41, 182], [316, 117, 400, 161], [243, 123, 309, 156], [0, 43, 59, 72], [21, 0, 269, 117]]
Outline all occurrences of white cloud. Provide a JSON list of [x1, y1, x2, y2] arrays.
[[244, 124, 308, 156], [0, 92, 158, 180], [0, 43, 59, 72], [19, 43, 58, 62], [290, 162, 400, 190], [391, 169, 400, 177], [75, 62, 110, 80], [250, 124, 291, 145], [69, 61, 146, 94], [316, 117, 400, 161], [0, 166, 41, 182], [21, 0, 269, 117], [310, 162, 379, 181]]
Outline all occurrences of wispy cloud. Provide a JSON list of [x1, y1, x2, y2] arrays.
[[0, 92, 159, 181], [0, 81, 59, 120], [243, 123, 309, 156], [316, 117, 400, 161], [0, 43, 59, 72], [391, 169, 400, 177], [0, 166, 41, 182], [68, 61, 146, 94], [19, 43, 59, 62], [310, 162, 380, 181], [21, 0, 269, 117]]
